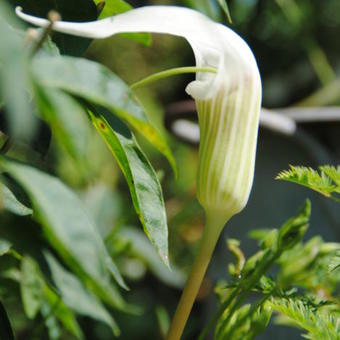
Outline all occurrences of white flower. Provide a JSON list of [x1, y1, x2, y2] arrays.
[[17, 5, 262, 225]]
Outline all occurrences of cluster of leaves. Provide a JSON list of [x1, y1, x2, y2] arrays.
[[209, 199, 340, 340], [0, 0, 179, 338], [277, 165, 340, 202]]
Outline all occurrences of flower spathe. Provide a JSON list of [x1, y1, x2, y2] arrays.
[[16, 5, 262, 225]]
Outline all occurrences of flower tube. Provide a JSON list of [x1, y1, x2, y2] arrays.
[[17, 6, 262, 339]]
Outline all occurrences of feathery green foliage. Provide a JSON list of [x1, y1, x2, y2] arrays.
[[329, 250, 340, 273], [269, 297, 340, 340], [276, 165, 340, 202], [208, 199, 340, 340]]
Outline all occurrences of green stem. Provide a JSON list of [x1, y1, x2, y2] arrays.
[[166, 213, 226, 340], [198, 286, 240, 340], [200, 249, 281, 339], [130, 66, 217, 90], [215, 251, 281, 338]]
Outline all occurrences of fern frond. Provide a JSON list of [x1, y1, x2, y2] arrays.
[[320, 166, 340, 192], [276, 165, 340, 202], [329, 250, 340, 273], [269, 297, 340, 340]]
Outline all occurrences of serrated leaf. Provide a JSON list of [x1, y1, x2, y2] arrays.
[[277, 165, 340, 202], [320, 165, 340, 189], [45, 252, 120, 336], [269, 297, 340, 340], [0, 157, 128, 310], [32, 55, 176, 176], [0, 181, 32, 216], [89, 108, 169, 267]]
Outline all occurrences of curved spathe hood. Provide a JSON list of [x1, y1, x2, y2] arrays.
[[17, 5, 262, 223]]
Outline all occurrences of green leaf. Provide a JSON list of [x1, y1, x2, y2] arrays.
[[45, 252, 120, 336], [0, 2, 36, 141], [155, 305, 170, 338], [276, 165, 340, 202], [89, 108, 169, 267], [92, 0, 151, 45], [113, 227, 186, 287], [320, 165, 340, 189], [329, 250, 340, 272], [26, 256, 83, 339], [32, 55, 176, 175], [216, 301, 272, 340], [118, 32, 152, 46], [217, 0, 233, 24], [0, 157, 128, 309], [0, 300, 14, 340], [34, 86, 90, 162], [20, 256, 43, 319], [277, 199, 310, 251], [269, 297, 340, 340], [0, 182, 32, 216], [42, 285, 84, 340], [0, 239, 12, 256], [93, 0, 130, 17]]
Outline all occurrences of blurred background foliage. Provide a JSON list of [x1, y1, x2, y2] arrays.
[[0, 0, 339, 339]]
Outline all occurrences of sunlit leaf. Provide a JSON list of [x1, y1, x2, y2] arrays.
[[277, 165, 340, 202], [89, 108, 169, 267], [93, 0, 130, 17], [32, 55, 176, 175], [269, 297, 340, 340]]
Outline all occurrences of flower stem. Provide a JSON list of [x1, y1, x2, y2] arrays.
[[166, 213, 226, 340]]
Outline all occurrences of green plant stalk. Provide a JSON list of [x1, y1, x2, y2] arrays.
[[199, 248, 281, 339], [198, 286, 240, 340], [166, 213, 227, 340], [130, 66, 216, 90], [220, 293, 272, 339], [214, 251, 281, 338]]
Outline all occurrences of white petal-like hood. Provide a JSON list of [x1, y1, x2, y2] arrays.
[[16, 6, 258, 100], [17, 6, 262, 222]]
